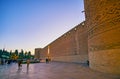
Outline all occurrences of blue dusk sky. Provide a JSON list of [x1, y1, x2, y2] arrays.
[[0, 0, 85, 55]]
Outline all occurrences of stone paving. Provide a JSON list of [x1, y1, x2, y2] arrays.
[[0, 62, 120, 79]]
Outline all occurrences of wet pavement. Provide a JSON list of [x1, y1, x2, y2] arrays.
[[0, 62, 120, 79]]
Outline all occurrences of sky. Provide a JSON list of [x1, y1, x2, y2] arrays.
[[0, 0, 85, 55]]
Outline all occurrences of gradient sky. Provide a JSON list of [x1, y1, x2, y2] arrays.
[[0, 0, 85, 55]]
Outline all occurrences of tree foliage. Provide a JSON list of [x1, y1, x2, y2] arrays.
[[0, 49, 34, 60]]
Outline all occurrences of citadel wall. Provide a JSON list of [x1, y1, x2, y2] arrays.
[[84, 0, 120, 74]]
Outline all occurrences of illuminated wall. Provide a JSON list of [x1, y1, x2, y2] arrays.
[[35, 0, 120, 75], [38, 22, 88, 63], [84, 0, 120, 74]]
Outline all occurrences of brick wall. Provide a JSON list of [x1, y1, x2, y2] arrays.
[[40, 47, 48, 59], [84, 0, 120, 74], [38, 22, 88, 63], [34, 0, 120, 75], [35, 48, 42, 59]]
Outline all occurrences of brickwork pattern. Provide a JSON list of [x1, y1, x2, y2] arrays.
[[38, 22, 88, 62], [84, 0, 120, 74], [50, 26, 77, 57], [34, 0, 120, 74], [35, 48, 42, 59]]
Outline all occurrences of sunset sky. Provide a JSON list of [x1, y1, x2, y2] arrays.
[[0, 0, 85, 55]]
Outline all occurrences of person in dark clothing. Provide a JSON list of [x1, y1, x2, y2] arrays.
[[46, 58, 49, 63], [18, 60, 22, 69], [1, 59, 4, 65], [7, 59, 11, 64]]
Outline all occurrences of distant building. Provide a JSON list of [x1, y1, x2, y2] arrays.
[[34, 48, 42, 59]]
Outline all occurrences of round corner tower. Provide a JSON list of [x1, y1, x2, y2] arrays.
[[84, 0, 120, 74]]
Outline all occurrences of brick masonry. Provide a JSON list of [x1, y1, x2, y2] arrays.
[[84, 0, 120, 74], [35, 22, 88, 63], [35, 48, 42, 59], [35, 0, 120, 74]]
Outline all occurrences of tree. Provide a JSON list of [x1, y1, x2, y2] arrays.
[[28, 51, 31, 56], [15, 49, 18, 56], [1, 49, 10, 59], [27, 51, 31, 59], [24, 51, 28, 59], [0, 49, 2, 58], [9, 50, 12, 56], [18, 49, 24, 59], [10, 53, 18, 60]]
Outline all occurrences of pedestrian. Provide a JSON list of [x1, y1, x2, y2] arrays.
[[18, 59, 22, 69], [7, 59, 11, 64], [1, 58, 4, 65], [26, 59, 30, 69], [46, 58, 49, 63]]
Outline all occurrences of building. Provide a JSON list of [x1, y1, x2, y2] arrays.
[[84, 0, 120, 74], [34, 48, 42, 59], [35, 0, 120, 74]]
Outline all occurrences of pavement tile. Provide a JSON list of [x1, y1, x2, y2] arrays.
[[0, 62, 120, 79]]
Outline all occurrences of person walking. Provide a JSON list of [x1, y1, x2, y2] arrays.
[[18, 59, 22, 69], [46, 58, 50, 63], [26, 59, 30, 69]]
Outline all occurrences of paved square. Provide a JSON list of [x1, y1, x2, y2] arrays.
[[0, 62, 120, 79]]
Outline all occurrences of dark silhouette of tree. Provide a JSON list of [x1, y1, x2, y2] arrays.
[[9, 50, 12, 56], [15, 49, 18, 56], [24, 51, 28, 59], [18, 49, 24, 59], [28, 51, 31, 59], [28, 51, 31, 56], [0, 49, 2, 58], [0, 49, 10, 59], [21, 49, 24, 58], [0, 49, 34, 60]]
